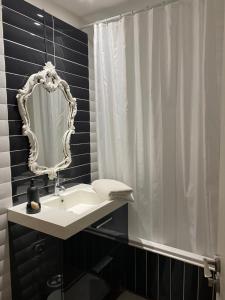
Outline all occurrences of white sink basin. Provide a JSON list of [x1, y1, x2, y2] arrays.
[[8, 184, 127, 239], [43, 188, 104, 215]]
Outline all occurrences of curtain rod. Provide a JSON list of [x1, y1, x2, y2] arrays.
[[81, 0, 179, 29]]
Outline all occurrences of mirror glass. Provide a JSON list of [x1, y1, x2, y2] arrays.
[[27, 85, 70, 168]]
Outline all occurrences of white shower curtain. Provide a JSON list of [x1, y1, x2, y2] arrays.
[[94, 0, 224, 256]]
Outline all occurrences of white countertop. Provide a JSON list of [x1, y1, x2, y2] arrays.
[[8, 184, 127, 239]]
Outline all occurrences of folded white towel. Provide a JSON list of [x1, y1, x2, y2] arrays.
[[92, 179, 133, 201]]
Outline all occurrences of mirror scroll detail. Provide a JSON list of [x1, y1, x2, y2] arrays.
[[16, 62, 77, 179]]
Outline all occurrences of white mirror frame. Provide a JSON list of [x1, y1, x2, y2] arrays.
[[16, 62, 77, 180]]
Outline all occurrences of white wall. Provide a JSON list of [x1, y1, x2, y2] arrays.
[[25, 0, 84, 28]]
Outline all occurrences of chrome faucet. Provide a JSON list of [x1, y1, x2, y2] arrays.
[[54, 175, 65, 196]]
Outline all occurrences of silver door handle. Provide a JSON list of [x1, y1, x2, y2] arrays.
[[96, 217, 113, 229]]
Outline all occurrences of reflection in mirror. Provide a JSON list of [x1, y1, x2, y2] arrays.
[[17, 62, 77, 179], [27, 86, 69, 168]]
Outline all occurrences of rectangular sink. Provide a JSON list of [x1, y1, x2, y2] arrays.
[[43, 188, 104, 215], [8, 184, 127, 239]]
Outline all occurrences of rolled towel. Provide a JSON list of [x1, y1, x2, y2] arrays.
[[92, 179, 133, 201]]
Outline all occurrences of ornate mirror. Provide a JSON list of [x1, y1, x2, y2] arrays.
[[17, 62, 77, 179]]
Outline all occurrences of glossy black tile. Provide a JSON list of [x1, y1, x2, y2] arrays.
[[62, 174, 91, 188], [12, 174, 50, 196], [4, 0, 91, 207], [55, 44, 88, 67], [2, 0, 45, 23], [135, 248, 147, 297], [70, 86, 89, 100], [8, 105, 21, 121], [53, 17, 88, 44], [71, 133, 90, 144], [8, 120, 22, 136], [158, 255, 170, 300], [126, 245, 135, 291], [5, 57, 42, 77], [3, 23, 54, 54], [10, 149, 29, 166], [10, 136, 29, 151], [147, 252, 158, 300], [75, 121, 90, 133], [59, 164, 90, 180], [11, 163, 34, 182], [54, 56, 89, 78], [6, 73, 27, 90], [3, 6, 45, 38], [171, 259, 184, 300], [75, 110, 90, 122], [6, 89, 18, 105], [70, 153, 90, 169], [4, 40, 47, 66], [198, 267, 213, 300], [76, 99, 90, 111], [54, 30, 88, 56], [184, 263, 198, 300], [70, 143, 90, 155], [12, 184, 55, 204], [57, 70, 89, 89]]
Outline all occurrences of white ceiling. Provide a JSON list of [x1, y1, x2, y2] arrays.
[[47, 0, 161, 22]]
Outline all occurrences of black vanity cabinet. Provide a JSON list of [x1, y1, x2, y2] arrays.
[[8, 205, 128, 300]]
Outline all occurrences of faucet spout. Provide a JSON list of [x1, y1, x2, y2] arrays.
[[54, 175, 66, 196]]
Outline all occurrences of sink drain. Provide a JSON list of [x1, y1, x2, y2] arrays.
[[47, 274, 62, 288]]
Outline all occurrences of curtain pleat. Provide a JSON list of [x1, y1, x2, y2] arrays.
[[94, 0, 224, 256]]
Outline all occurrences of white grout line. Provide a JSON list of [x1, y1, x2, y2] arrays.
[[2, 6, 88, 49], [6, 55, 89, 80], [4, 38, 89, 69], [6, 72, 90, 90], [3, 21, 89, 58]]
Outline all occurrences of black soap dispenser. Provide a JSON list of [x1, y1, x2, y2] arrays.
[[26, 179, 41, 214]]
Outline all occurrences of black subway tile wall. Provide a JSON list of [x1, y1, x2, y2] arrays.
[[124, 245, 215, 300], [4, 2, 215, 300], [2, 0, 90, 204]]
